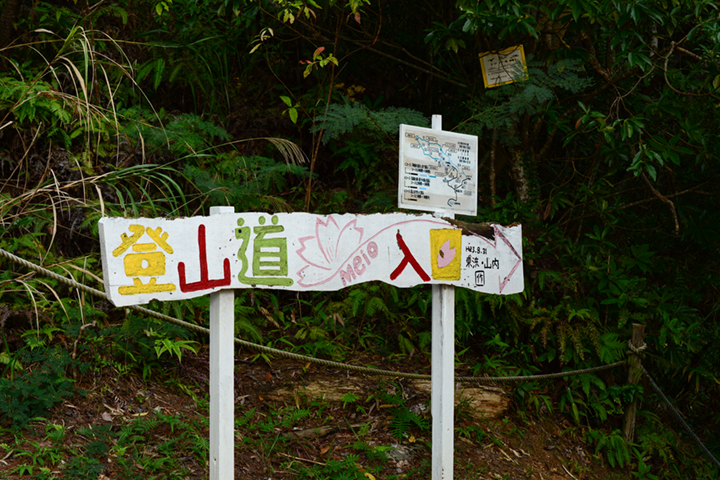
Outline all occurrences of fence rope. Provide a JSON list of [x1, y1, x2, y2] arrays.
[[1, 247, 625, 382], [641, 365, 720, 470], [627, 339, 647, 356]]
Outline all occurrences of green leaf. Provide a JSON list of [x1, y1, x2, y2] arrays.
[[571, 1, 582, 21], [153, 58, 165, 90], [646, 164, 657, 181], [636, 53, 651, 67]]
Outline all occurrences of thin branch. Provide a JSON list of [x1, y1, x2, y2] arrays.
[[336, 36, 468, 88], [664, 41, 720, 99], [582, 35, 613, 84], [640, 172, 679, 234], [557, 182, 706, 228], [675, 45, 703, 61]]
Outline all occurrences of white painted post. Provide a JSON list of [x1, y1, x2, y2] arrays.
[[430, 114, 455, 480], [209, 206, 235, 480]]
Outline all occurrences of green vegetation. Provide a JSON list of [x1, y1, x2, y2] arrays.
[[1, 0, 720, 477]]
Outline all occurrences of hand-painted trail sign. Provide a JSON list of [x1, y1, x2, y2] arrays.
[[98, 118, 522, 480], [99, 212, 523, 308]]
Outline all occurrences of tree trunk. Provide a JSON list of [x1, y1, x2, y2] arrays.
[[0, 0, 22, 50], [510, 149, 533, 204]]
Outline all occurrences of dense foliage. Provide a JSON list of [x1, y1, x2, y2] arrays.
[[1, 0, 719, 477]]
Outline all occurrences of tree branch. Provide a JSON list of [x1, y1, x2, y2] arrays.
[[663, 41, 720, 99]]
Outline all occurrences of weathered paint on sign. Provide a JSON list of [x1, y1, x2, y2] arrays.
[[99, 212, 523, 306]]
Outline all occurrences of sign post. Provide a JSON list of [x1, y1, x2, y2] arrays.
[[398, 114, 484, 478], [209, 206, 235, 480], [427, 114, 458, 480], [431, 114, 454, 480], [431, 278, 455, 480]]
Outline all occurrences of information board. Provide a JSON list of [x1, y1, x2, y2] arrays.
[[398, 125, 478, 216]]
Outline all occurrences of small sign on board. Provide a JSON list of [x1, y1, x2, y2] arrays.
[[479, 45, 528, 88]]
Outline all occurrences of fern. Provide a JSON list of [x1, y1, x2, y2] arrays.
[[594, 429, 631, 468], [365, 296, 388, 316], [280, 408, 310, 428], [120, 109, 232, 157], [313, 100, 368, 141], [153, 58, 166, 90], [455, 288, 485, 344], [235, 311, 263, 343], [390, 405, 429, 441], [183, 154, 307, 211], [92, 5, 129, 24], [463, 58, 593, 137], [397, 334, 415, 355], [313, 98, 429, 143], [137, 57, 166, 91], [47, 100, 72, 124]]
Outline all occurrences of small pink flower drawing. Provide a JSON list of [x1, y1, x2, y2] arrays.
[[437, 239, 455, 268], [296, 216, 364, 286]]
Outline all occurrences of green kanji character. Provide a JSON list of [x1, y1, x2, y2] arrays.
[[235, 215, 293, 287]]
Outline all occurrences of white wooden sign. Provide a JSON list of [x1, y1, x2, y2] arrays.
[[99, 212, 523, 307], [398, 125, 478, 216]]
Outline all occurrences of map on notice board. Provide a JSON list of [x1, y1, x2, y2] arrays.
[[398, 124, 478, 216]]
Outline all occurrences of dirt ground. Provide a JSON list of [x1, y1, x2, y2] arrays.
[[1, 347, 625, 479]]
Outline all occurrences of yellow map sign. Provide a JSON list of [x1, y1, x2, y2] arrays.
[[479, 45, 528, 88]]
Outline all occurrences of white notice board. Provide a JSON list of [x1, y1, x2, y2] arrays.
[[398, 124, 478, 216]]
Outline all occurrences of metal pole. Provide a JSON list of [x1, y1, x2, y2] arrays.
[[209, 206, 235, 480]]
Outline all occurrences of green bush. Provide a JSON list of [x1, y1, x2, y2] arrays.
[[0, 345, 76, 429]]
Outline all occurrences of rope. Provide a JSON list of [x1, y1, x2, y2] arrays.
[[457, 361, 626, 383], [0, 247, 626, 382], [641, 365, 720, 471], [7, 248, 718, 473], [627, 339, 647, 356]]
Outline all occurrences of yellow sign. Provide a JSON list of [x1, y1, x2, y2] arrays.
[[430, 229, 461, 281], [479, 45, 528, 88]]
